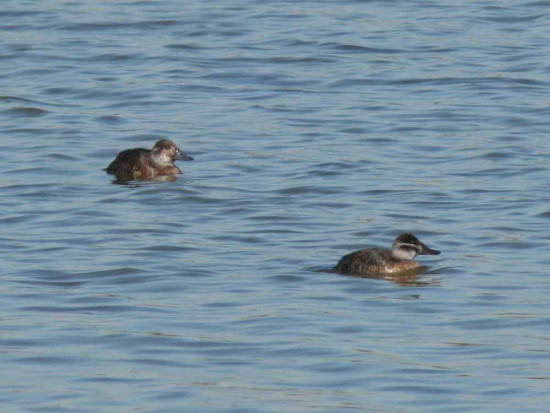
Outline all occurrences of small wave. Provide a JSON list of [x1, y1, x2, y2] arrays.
[[4, 106, 49, 117]]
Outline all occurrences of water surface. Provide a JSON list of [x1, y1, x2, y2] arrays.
[[1, 1, 550, 412]]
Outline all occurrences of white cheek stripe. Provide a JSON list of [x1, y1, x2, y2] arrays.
[[401, 243, 421, 252]]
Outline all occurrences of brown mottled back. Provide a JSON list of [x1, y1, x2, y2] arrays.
[[105, 139, 188, 181], [335, 248, 420, 276]]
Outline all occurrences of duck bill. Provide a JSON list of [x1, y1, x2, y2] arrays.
[[176, 151, 193, 161], [419, 243, 441, 255]]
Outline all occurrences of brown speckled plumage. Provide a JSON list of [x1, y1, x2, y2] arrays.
[[335, 248, 420, 275], [334, 233, 440, 276], [106, 139, 192, 181]]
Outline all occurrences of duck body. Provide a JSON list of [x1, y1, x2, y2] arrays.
[[335, 248, 421, 275], [106, 139, 192, 181], [335, 233, 440, 276]]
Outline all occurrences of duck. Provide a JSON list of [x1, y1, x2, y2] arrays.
[[106, 139, 193, 180], [334, 233, 440, 276]]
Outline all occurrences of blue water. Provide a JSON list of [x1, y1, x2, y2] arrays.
[[1, 1, 550, 412]]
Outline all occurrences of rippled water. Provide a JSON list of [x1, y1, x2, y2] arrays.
[[2, 1, 550, 412]]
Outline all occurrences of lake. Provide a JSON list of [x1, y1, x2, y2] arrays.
[[1, 1, 549, 412]]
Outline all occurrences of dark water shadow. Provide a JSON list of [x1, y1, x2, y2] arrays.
[[108, 175, 178, 186], [310, 265, 442, 287]]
